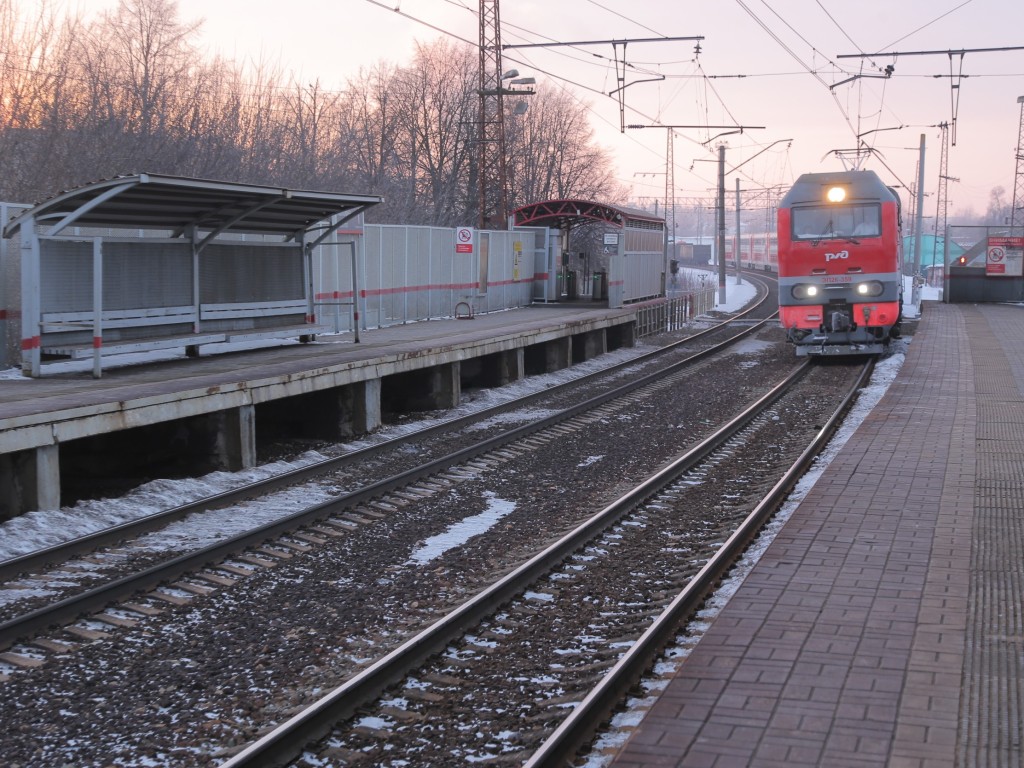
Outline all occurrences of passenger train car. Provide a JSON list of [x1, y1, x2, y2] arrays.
[[722, 231, 778, 271], [775, 169, 903, 356]]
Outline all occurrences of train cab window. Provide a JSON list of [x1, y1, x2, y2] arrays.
[[792, 204, 881, 240]]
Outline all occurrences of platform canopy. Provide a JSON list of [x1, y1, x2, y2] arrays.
[[511, 199, 663, 230], [4, 173, 384, 379], [3, 173, 382, 241]]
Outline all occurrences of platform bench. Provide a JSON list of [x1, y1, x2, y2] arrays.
[[38, 302, 328, 364]]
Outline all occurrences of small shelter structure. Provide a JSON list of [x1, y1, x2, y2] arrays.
[[3, 174, 381, 377], [512, 199, 665, 308]]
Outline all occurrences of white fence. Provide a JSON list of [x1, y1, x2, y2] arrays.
[[313, 224, 538, 333]]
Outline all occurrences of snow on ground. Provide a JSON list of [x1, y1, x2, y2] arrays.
[[405, 492, 517, 565], [0, 274, 935, 569], [0, 341, 657, 561], [0, 273, 758, 559], [1, 272, 943, 751], [581, 299, 928, 765]]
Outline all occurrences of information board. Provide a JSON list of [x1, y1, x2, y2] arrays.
[[986, 236, 1024, 277]]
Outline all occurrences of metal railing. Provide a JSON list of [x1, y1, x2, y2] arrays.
[[634, 289, 717, 338]]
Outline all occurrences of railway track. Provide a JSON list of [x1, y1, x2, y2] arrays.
[[0, 281, 778, 657], [0, 322, 876, 766], [0, 276, 775, 586], [3, 276, 879, 768], [219, 358, 875, 767]]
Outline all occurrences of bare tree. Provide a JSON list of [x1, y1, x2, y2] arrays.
[[0, 0, 81, 199], [986, 186, 1011, 225], [336, 62, 410, 221], [507, 88, 624, 208], [0, 0, 627, 225], [98, 0, 201, 137], [397, 40, 477, 226]]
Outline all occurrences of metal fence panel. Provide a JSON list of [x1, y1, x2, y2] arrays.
[[945, 225, 1024, 303], [310, 224, 536, 331]]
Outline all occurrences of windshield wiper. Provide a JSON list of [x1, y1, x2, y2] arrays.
[[811, 221, 834, 247]]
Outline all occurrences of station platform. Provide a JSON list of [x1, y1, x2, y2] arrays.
[[0, 303, 629, 422], [609, 301, 1024, 767], [0, 303, 633, 516]]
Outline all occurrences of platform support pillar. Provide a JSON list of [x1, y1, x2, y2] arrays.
[[620, 322, 637, 349], [546, 337, 571, 372], [429, 362, 461, 409], [347, 379, 382, 436], [0, 445, 60, 519], [496, 348, 525, 385], [34, 445, 60, 511], [578, 330, 607, 362], [214, 404, 256, 471]]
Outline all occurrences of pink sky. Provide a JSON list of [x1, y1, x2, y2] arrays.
[[152, 1, 1024, 218]]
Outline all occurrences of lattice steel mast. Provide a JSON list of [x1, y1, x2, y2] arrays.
[[478, 0, 508, 230], [932, 122, 957, 268], [1012, 95, 1024, 229]]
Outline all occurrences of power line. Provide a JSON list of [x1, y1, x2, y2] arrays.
[[837, 45, 1024, 145]]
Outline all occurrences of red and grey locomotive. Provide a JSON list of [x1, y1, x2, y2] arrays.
[[776, 169, 903, 356]]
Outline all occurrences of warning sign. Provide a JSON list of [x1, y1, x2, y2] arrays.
[[987, 236, 1024, 277], [456, 227, 475, 254]]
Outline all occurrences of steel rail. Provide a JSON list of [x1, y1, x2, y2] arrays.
[[0, 275, 774, 583], [523, 357, 876, 767], [0, 301, 777, 651], [217, 360, 813, 768]]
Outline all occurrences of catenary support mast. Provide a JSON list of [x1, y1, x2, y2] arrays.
[[1012, 95, 1024, 229], [478, 0, 509, 230]]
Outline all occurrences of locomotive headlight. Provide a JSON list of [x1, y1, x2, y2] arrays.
[[826, 186, 846, 203], [792, 283, 819, 299], [855, 280, 884, 297]]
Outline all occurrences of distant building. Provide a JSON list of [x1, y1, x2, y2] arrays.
[[902, 234, 966, 272]]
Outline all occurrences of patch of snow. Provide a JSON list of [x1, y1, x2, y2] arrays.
[[405, 492, 516, 566]]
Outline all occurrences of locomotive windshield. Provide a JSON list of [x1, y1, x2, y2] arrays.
[[791, 204, 881, 240]]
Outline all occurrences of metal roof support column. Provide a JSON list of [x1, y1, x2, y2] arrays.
[[19, 219, 40, 377], [91, 238, 103, 379], [188, 226, 201, 336], [303, 238, 316, 326]]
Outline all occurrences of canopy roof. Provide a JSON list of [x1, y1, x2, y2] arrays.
[[512, 199, 664, 230], [4, 173, 382, 240]]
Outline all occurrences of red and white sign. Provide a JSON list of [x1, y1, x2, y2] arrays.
[[987, 236, 1024, 277], [456, 227, 475, 254]]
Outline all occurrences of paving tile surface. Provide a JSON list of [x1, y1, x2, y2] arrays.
[[610, 303, 1024, 768]]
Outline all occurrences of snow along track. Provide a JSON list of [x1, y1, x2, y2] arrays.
[[0, 304, 778, 662], [219, 359, 872, 767]]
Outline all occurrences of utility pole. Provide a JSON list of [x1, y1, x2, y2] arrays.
[[666, 129, 675, 294], [735, 178, 742, 285], [477, 1, 534, 230], [912, 134, 926, 305], [629, 124, 762, 299], [717, 144, 726, 304]]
